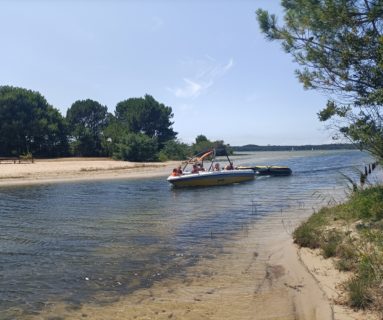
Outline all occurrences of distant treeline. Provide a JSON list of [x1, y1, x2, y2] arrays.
[[0, 86, 232, 161], [232, 143, 357, 152]]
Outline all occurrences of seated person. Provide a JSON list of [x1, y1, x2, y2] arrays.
[[176, 165, 183, 175], [213, 163, 220, 171], [191, 164, 199, 173], [171, 168, 180, 176], [225, 162, 234, 170]]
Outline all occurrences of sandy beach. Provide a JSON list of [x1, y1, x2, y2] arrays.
[[0, 158, 179, 187], [1, 159, 377, 319]]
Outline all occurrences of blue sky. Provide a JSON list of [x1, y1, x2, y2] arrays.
[[0, 0, 333, 146]]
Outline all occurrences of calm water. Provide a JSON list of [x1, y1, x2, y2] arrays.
[[0, 150, 376, 319]]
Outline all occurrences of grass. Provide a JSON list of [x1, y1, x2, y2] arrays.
[[293, 185, 383, 314]]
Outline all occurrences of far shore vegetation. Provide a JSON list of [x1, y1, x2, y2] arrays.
[[0, 86, 232, 162], [232, 143, 356, 152]]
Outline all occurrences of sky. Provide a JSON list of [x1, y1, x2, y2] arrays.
[[0, 0, 335, 146]]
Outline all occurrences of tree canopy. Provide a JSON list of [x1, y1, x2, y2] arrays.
[[191, 135, 232, 155], [66, 99, 109, 156], [0, 85, 231, 162], [115, 94, 177, 148], [0, 86, 68, 157], [257, 0, 383, 160]]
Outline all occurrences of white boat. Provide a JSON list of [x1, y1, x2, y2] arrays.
[[167, 169, 255, 187], [167, 149, 255, 187]]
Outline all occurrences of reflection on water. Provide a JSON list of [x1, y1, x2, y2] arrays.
[[0, 150, 375, 318]]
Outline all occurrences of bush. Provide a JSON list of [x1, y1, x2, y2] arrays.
[[158, 140, 190, 161], [294, 185, 383, 313], [347, 276, 373, 309], [335, 240, 358, 271], [346, 187, 383, 220], [293, 210, 329, 249], [321, 229, 343, 258], [113, 133, 158, 162], [293, 220, 322, 249]]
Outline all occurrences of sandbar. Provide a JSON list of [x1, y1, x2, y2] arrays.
[[0, 158, 179, 187]]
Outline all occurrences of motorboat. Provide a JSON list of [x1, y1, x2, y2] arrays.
[[167, 149, 255, 187], [167, 169, 256, 187]]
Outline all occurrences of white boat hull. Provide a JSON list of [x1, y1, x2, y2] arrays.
[[167, 169, 255, 187]]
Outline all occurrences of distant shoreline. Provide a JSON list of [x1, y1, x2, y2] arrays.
[[232, 143, 356, 152]]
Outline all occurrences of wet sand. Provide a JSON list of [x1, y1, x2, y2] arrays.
[[1, 158, 377, 319], [30, 210, 377, 320]]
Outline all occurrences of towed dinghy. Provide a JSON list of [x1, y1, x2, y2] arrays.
[[237, 165, 292, 176]]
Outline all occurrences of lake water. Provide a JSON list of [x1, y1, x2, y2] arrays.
[[0, 150, 377, 319]]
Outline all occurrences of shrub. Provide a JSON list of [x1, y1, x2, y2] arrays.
[[347, 276, 373, 309], [321, 229, 343, 258], [335, 240, 358, 271], [293, 220, 322, 249], [346, 186, 383, 220], [113, 133, 158, 162], [293, 210, 329, 248], [158, 140, 190, 161]]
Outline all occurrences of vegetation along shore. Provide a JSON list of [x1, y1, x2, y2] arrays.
[[294, 164, 383, 318]]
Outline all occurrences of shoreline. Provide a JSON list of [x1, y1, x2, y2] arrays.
[[0, 158, 179, 187], [30, 208, 377, 320], [2, 158, 376, 319]]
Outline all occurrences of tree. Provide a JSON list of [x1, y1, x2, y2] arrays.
[[115, 95, 177, 148], [191, 135, 232, 155], [113, 132, 158, 162], [0, 86, 68, 157], [195, 134, 209, 144], [66, 99, 109, 156], [158, 140, 191, 161], [257, 1, 383, 160]]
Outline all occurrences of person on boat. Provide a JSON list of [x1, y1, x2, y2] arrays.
[[197, 163, 205, 171], [213, 163, 220, 171], [225, 162, 234, 170], [176, 165, 183, 175], [191, 164, 199, 174], [171, 168, 180, 176]]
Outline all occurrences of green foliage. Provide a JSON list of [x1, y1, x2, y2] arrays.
[[191, 135, 232, 156], [293, 209, 330, 249], [113, 133, 158, 162], [195, 134, 208, 144], [115, 95, 177, 148], [347, 276, 373, 309], [336, 240, 359, 271], [101, 116, 125, 157], [0, 85, 230, 162], [294, 185, 383, 312], [321, 229, 343, 258], [347, 248, 383, 310], [158, 140, 191, 161], [293, 221, 322, 249], [256, 1, 383, 161], [344, 187, 383, 220], [66, 99, 109, 156], [0, 85, 69, 157]]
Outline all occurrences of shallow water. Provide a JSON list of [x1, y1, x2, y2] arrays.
[[0, 150, 376, 318]]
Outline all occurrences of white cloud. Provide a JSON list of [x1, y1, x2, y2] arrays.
[[172, 78, 212, 98], [168, 57, 234, 99]]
